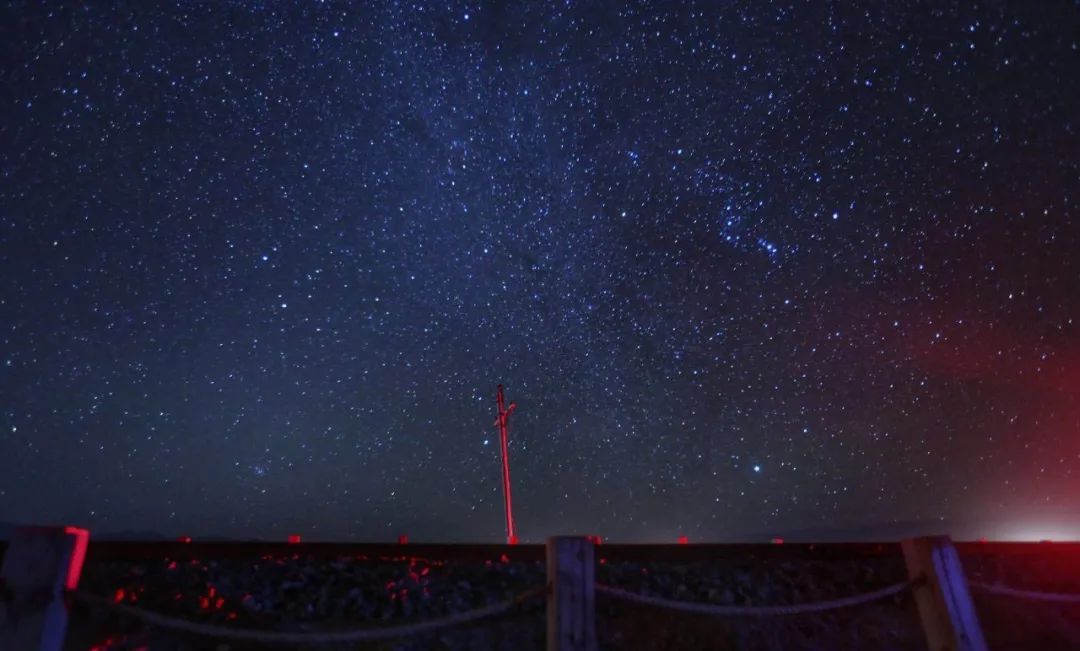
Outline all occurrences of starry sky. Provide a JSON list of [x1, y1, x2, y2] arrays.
[[1, 2, 1078, 543]]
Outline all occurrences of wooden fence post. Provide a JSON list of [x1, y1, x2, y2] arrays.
[[902, 535, 987, 651], [546, 536, 597, 651], [0, 525, 89, 651]]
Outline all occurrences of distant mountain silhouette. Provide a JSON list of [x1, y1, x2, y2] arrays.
[[86, 529, 172, 541], [742, 518, 998, 543], [2, 518, 1070, 544], [0, 522, 170, 541]]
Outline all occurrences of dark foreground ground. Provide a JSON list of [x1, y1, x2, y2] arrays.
[[3, 540, 1077, 650]]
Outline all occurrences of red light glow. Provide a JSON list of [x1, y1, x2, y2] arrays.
[[63, 526, 90, 591], [287, 534, 301, 544]]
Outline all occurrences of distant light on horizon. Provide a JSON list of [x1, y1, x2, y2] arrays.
[[1000, 526, 1080, 542], [981, 518, 1080, 542]]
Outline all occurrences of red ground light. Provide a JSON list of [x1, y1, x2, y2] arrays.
[[287, 534, 301, 544]]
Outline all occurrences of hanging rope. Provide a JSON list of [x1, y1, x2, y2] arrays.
[[595, 580, 913, 616], [968, 581, 1080, 604], [73, 585, 544, 645]]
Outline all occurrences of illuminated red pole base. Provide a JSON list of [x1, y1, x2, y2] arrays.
[[287, 534, 301, 544], [678, 535, 689, 545]]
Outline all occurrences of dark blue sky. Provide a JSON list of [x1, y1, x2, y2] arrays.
[[1, 1, 1078, 542]]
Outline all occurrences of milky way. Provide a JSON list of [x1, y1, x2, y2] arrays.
[[1, 2, 1078, 542]]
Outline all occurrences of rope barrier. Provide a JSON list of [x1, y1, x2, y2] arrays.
[[73, 585, 545, 645], [969, 582, 1080, 604], [595, 580, 912, 616]]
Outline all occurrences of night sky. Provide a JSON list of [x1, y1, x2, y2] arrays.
[[1, 2, 1078, 543]]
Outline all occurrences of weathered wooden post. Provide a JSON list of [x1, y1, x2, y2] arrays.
[[546, 536, 597, 651], [0, 525, 89, 651], [901, 535, 988, 651]]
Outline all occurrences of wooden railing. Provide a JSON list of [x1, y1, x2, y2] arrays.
[[1, 526, 1077, 650]]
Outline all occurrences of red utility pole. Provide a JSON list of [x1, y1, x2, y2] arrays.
[[494, 384, 518, 544]]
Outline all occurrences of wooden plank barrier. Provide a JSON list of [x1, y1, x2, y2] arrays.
[[546, 536, 597, 651], [902, 535, 988, 651], [0, 527, 1006, 650]]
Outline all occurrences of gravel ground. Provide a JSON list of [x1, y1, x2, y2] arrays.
[[63, 547, 1079, 650], [596, 556, 923, 651], [68, 553, 546, 650], [961, 549, 1080, 651]]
